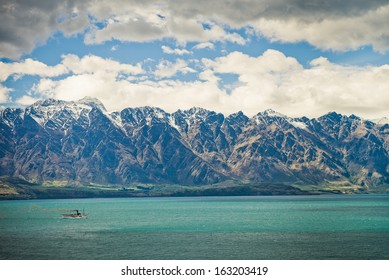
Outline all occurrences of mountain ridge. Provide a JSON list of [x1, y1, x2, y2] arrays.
[[1, 97, 388, 193]]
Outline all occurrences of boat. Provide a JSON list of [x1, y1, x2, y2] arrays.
[[62, 209, 87, 219]]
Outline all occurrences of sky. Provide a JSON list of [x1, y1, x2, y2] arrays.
[[1, 0, 389, 119]]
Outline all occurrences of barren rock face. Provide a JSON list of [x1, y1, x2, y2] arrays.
[[1, 98, 388, 189]]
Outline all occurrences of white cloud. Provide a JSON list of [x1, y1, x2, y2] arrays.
[[31, 79, 58, 99], [210, 49, 302, 75], [193, 42, 215, 50], [2, 54, 144, 105], [84, 11, 246, 46], [154, 59, 196, 78], [61, 54, 143, 75], [45, 73, 115, 102], [0, 54, 143, 103], [161, 45, 191, 55], [6, 50, 389, 119], [199, 69, 220, 83], [204, 50, 389, 118], [0, 85, 11, 103], [253, 5, 389, 52], [15, 95, 39, 106], [85, 14, 167, 44], [165, 18, 246, 45], [0, 59, 68, 82], [29, 71, 224, 114]]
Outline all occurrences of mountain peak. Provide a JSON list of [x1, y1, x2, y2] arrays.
[[321, 111, 343, 121], [226, 111, 249, 123], [262, 109, 287, 118], [227, 111, 246, 118], [77, 96, 106, 111], [33, 98, 64, 107], [187, 107, 213, 115], [252, 109, 288, 125]]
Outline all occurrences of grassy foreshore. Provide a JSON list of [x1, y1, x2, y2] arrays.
[[5, 176, 382, 200]]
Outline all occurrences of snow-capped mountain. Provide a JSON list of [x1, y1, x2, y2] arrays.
[[0, 98, 388, 190]]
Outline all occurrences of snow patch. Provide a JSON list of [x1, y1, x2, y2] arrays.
[[25, 100, 99, 128], [106, 112, 126, 132], [169, 116, 181, 132], [253, 116, 262, 125], [263, 109, 287, 118], [290, 121, 308, 130], [30, 114, 45, 126], [155, 111, 164, 119]]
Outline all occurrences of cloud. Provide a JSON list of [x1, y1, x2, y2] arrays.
[[2, 1, 389, 58], [85, 13, 246, 46], [253, 5, 389, 52], [61, 54, 143, 75], [15, 95, 39, 106], [204, 49, 389, 118], [154, 59, 196, 78], [161, 45, 191, 55], [39, 73, 116, 103], [0, 85, 10, 103], [83, 0, 389, 51], [0, 54, 142, 86], [0, 59, 68, 82], [85, 13, 167, 44], [0, 0, 89, 59], [193, 42, 215, 50], [6, 54, 144, 104], [14, 50, 387, 119]]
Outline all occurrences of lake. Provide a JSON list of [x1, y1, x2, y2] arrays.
[[0, 195, 388, 259]]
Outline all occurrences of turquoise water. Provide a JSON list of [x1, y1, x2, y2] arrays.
[[0, 195, 388, 259]]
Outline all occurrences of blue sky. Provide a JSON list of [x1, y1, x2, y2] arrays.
[[1, 0, 389, 119]]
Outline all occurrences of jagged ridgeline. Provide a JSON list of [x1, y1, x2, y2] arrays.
[[0, 97, 388, 191]]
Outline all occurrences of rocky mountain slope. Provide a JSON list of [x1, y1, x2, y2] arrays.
[[1, 97, 388, 191]]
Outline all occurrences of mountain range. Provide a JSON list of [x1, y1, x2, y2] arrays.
[[1, 97, 388, 193]]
